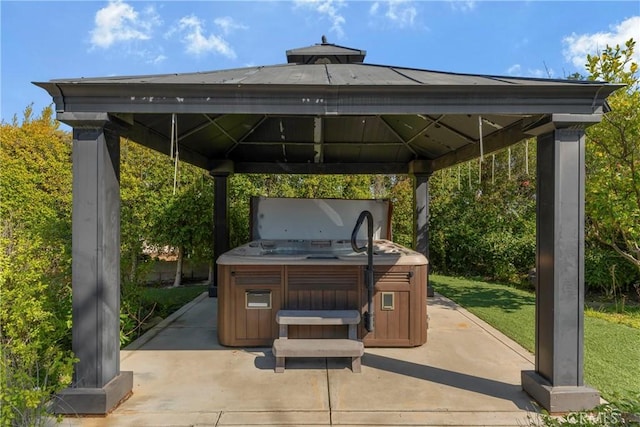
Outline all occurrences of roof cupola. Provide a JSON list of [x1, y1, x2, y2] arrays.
[[286, 36, 366, 64]]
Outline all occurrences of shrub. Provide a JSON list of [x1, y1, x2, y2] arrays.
[[585, 241, 640, 296]]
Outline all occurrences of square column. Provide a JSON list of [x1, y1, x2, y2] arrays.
[[413, 173, 433, 297], [210, 173, 230, 297], [521, 128, 599, 412], [54, 122, 132, 414]]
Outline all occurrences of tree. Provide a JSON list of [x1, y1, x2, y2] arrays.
[[585, 39, 640, 278], [120, 138, 173, 284], [151, 178, 214, 287]]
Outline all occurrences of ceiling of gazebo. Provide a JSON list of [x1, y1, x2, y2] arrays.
[[34, 40, 621, 175]]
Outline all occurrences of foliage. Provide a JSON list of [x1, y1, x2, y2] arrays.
[[388, 176, 413, 248], [120, 138, 170, 284], [0, 236, 76, 426], [585, 39, 640, 278], [120, 139, 214, 288], [428, 141, 537, 286], [0, 106, 75, 426], [432, 274, 640, 402], [151, 176, 214, 286], [585, 305, 640, 329], [585, 241, 640, 296]]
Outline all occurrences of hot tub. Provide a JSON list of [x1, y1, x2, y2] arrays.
[[216, 198, 428, 347]]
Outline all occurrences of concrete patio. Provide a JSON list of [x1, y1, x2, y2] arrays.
[[60, 292, 541, 426]]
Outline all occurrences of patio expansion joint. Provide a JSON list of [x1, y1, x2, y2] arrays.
[[213, 410, 222, 426], [326, 358, 333, 425]]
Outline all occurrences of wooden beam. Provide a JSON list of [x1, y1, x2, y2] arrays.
[[122, 120, 211, 170], [429, 120, 529, 172], [229, 162, 410, 175]]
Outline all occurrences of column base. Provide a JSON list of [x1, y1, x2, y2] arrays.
[[52, 371, 133, 415], [522, 370, 600, 413]]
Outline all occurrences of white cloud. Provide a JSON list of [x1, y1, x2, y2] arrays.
[[214, 17, 248, 35], [90, 0, 160, 49], [173, 15, 236, 58], [294, 0, 347, 38], [448, 0, 476, 13], [370, 0, 418, 28], [527, 68, 554, 79], [506, 63, 555, 78], [369, 1, 418, 29], [149, 54, 167, 65], [507, 64, 521, 75], [563, 16, 640, 69]]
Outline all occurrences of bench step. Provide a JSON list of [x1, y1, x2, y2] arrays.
[[276, 309, 360, 325], [273, 338, 364, 357], [272, 338, 364, 373]]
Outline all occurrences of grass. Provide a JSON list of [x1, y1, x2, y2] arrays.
[[141, 283, 209, 318], [431, 274, 640, 402], [585, 302, 640, 329]]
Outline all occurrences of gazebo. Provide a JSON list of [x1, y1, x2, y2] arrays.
[[35, 38, 620, 415]]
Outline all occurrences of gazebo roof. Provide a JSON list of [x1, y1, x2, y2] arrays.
[[34, 41, 621, 175]]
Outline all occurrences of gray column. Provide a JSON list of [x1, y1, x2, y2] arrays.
[[210, 173, 230, 297], [54, 124, 132, 415], [521, 128, 599, 412], [413, 173, 433, 297]]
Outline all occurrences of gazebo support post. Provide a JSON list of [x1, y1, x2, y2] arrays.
[[210, 172, 230, 297], [53, 118, 133, 415], [413, 172, 434, 297], [521, 126, 600, 412]]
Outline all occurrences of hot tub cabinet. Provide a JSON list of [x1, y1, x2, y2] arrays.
[[217, 247, 428, 347], [216, 197, 428, 348]]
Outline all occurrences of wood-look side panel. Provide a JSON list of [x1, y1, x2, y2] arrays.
[[287, 265, 360, 339], [217, 265, 233, 346], [219, 265, 283, 346], [413, 264, 428, 345], [363, 265, 428, 347]]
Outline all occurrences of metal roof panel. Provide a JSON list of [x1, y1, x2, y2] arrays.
[[43, 62, 611, 88]]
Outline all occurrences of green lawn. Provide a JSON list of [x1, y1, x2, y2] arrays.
[[141, 284, 209, 318], [431, 274, 640, 401]]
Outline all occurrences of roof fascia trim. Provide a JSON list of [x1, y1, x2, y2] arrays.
[[523, 113, 604, 136]]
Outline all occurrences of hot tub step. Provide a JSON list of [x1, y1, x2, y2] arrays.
[[276, 309, 360, 325], [276, 309, 360, 340], [272, 338, 364, 373]]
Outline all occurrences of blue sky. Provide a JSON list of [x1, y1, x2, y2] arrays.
[[1, 1, 639, 123]]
